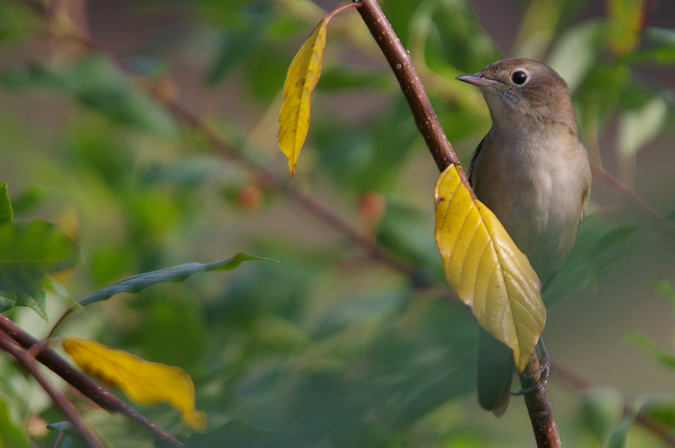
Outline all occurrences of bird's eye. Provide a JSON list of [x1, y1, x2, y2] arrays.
[[511, 70, 528, 85]]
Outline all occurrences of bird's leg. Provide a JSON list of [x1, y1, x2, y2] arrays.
[[512, 338, 550, 396]]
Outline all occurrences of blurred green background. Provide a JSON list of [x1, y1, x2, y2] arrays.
[[0, 0, 674, 446]]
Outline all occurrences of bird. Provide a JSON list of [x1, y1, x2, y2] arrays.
[[456, 58, 592, 416]]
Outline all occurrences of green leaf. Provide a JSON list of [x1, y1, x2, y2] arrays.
[[575, 63, 631, 132], [8, 187, 43, 215], [617, 95, 668, 158], [392, 366, 474, 430], [314, 99, 419, 192], [655, 281, 675, 316], [46, 421, 74, 432], [0, 56, 177, 135], [316, 66, 390, 91], [0, 221, 79, 317], [206, 8, 270, 86], [581, 388, 624, 442], [605, 396, 648, 448], [646, 27, 675, 46], [624, 332, 675, 369], [639, 398, 675, 429], [0, 183, 13, 225], [186, 419, 272, 448], [14, 288, 48, 321], [412, 0, 501, 73], [623, 27, 675, 64], [79, 253, 277, 306], [0, 393, 32, 448], [0, 2, 35, 45], [548, 21, 606, 92], [544, 215, 644, 305]]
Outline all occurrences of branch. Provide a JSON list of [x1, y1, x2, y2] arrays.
[[354, 0, 558, 445], [0, 314, 184, 448], [519, 347, 560, 447], [354, 0, 457, 172], [0, 328, 104, 448]]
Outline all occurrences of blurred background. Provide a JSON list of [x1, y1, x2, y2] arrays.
[[0, 0, 674, 446]]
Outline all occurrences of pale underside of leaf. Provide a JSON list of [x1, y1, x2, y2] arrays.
[[63, 338, 206, 431], [434, 165, 544, 371], [277, 18, 328, 174], [79, 252, 276, 306]]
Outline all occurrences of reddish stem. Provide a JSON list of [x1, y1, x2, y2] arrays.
[[0, 314, 184, 448], [0, 328, 104, 448]]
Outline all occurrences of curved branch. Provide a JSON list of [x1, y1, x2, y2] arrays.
[[0, 328, 104, 448], [0, 314, 184, 448]]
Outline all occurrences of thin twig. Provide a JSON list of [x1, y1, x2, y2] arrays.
[[0, 314, 184, 448], [0, 328, 104, 448]]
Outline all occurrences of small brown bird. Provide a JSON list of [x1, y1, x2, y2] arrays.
[[457, 58, 591, 415]]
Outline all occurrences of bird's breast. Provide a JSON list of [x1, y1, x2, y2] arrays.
[[470, 129, 589, 281]]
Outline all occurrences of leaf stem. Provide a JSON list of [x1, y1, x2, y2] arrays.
[[326, 1, 359, 22]]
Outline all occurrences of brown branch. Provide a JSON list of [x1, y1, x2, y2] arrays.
[[0, 314, 184, 448], [353, 1, 459, 173], [519, 348, 560, 447], [354, 0, 558, 445], [0, 328, 104, 448]]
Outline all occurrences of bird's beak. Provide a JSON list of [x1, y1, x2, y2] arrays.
[[456, 73, 495, 88]]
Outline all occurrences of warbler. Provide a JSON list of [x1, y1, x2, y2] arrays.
[[457, 58, 592, 415]]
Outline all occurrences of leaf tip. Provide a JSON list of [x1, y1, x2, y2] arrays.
[[183, 409, 208, 432]]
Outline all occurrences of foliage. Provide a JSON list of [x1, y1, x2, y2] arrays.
[[0, 0, 674, 447]]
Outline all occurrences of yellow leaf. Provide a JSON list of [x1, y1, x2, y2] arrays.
[[607, 0, 644, 56], [277, 18, 328, 175], [62, 338, 206, 431], [434, 165, 545, 371]]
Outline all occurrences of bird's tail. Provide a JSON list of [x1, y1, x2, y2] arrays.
[[477, 328, 514, 417]]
